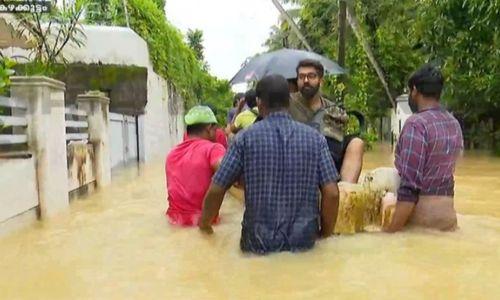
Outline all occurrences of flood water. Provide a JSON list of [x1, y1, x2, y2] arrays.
[[1, 144, 499, 299]]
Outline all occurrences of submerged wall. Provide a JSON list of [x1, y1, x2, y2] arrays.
[[0, 157, 38, 224], [140, 70, 184, 162]]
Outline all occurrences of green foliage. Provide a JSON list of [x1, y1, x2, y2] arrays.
[[82, 0, 233, 118], [265, 8, 303, 51], [12, 2, 86, 74], [0, 56, 16, 129], [0, 56, 16, 95], [266, 0, 500, 153], [415, 0, 500, 123], [152, 0, 166, 11], [84, 0, 115, 25], [187, 29, 205, 62]]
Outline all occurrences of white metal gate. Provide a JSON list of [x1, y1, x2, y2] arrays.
[[109, 113, 139, 169]]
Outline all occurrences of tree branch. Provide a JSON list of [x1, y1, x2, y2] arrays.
[[346, 3, 396, 109]]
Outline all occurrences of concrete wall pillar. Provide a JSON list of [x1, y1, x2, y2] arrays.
[[10, 76, 69, 218], [77, 91, 111, 187]]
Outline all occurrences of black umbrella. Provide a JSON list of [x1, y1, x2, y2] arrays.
[[229, 48, 345, 85]]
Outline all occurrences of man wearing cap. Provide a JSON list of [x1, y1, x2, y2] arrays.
[[165, 106, 226, 226], [290, 59, 364, 184], [182, 103, 228, 149], [385, 65, 463, 232], [199, 75, 340, 254]]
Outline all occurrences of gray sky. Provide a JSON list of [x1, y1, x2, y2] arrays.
[[165, 0, 282, 82]]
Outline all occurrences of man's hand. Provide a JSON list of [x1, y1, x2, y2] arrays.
[[383, 200, 415, 233], [199, 183, 227, 234]]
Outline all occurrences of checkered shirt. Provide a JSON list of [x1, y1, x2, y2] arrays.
[[213, 112, 339, 254], [395, 106, 464, 202]]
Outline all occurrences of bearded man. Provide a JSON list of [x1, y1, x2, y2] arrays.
[[289, 59, 364, 183]]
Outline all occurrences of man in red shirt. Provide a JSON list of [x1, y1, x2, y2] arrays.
[[182, 104, 228, 149], [165, 106, 226, 226]]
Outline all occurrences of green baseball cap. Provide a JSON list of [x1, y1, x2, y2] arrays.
[[184, 105, 218, 126]]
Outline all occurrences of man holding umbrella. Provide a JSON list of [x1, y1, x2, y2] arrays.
[[290, 59, 364, 183]]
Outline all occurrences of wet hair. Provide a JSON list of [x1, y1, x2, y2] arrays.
[[255, 75, 290, 109], [296, 59, 324, 78], [244, 89, 257, 108], [186, 123, 211, 135], [408, 64, 444, 99]]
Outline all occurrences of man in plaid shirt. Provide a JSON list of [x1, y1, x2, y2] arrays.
[[385, 65, 463, 232], [199, 75, 340, 254]]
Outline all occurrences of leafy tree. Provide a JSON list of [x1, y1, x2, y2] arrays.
[[0, 55, 16, 96], [187, 29, 205, 61], [265, 8, 302, 50], [414, 0, 500, 150], [83, 0, 114, 25], [152, 0, 166, 11], [12, 2, 86, 74], [0, 55, 16, 129], [265, 0, 500, 153]]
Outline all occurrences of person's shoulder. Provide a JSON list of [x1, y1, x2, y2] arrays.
[[402, 114, 427, 133], [410, 108, 444, 126], [242, 118, 267, 134], [448, 112, 462, 127], [167, 140, 188, 160], [194, 139, 225, 158], [291, 119, 324, 138], [441, 109, 460, 121], [187, 138, 216, 149], [406, 111, 426, 124]]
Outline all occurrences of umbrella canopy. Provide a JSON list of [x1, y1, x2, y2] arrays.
[[230, 48, 345, 85]]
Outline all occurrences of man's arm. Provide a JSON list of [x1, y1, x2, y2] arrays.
[[317, 137, 341, 238], [199, 183, 227, 234], [200, 136, 244, 234], [384, 201, 415, 233], [320, 181, 339, 238], [211, 159, 223, 172]]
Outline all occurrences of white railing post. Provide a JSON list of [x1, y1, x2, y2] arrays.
[[10, 76, 69, 218], [77, 91, 111, 187]]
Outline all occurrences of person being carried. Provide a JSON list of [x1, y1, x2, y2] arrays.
[[165, 106, 226, 226], [199, 75, 340, 255], [230, 89, 259, 134], [385, 64, 463, 233], [289, 59, 364, 183]]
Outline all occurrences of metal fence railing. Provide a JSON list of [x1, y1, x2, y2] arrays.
[[65, 106, 89, 142], [0, 96, 28, 149]]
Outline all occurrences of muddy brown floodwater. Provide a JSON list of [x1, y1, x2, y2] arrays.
[[1, 144, 499, 299]]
